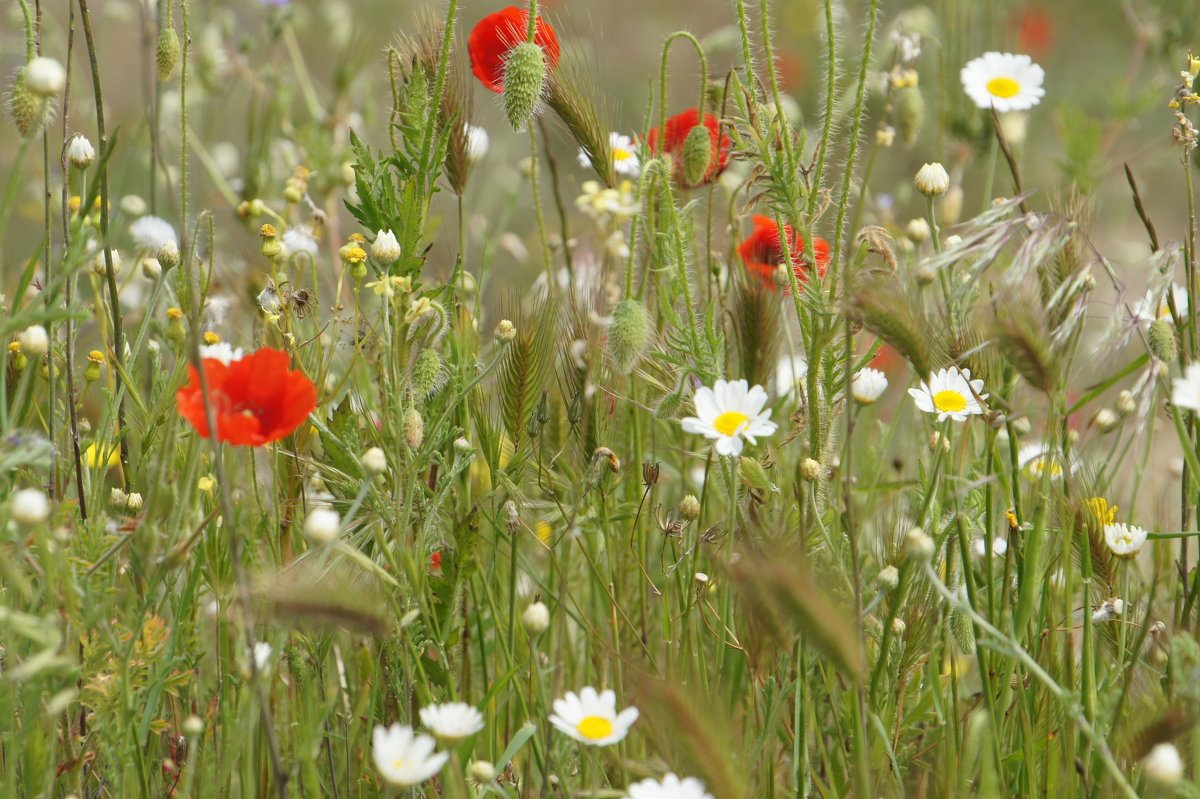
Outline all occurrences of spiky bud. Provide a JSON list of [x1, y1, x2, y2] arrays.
[[411, 348, 442, 397], [1149, 318, 1177, 362], [896, 86, 924, 146], [608, 299, 652, 374], [8, 68, 51, 138], [156, 26, 181, 81], [502, 41, 546, 131], [681, 125, 713, 187], [403, 408, 424, 450]]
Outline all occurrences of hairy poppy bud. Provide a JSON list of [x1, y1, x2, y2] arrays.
[[608, 299, 652, 374], [1149, 318, 1177, 363], [156, 26, 181, 81], [7, 67, 50, 138], [403, 408, 424, 450], [502, 41, 546, 131], [411, 349, 443, 397], [681, 125, 713, 188]]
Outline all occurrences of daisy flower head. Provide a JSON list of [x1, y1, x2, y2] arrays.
[[626, 773, 715, 799], [960, 52, 1045, 112], [908, 367, 987, 422], [129, 215, 178, 253], [851, 368, 889, 404], [680, 379, 778, 457], [199, 342, 245, 365], [371, 724, 449, 786], [738, 215, 830, 293], [1017, 442, 1064, 480], [1172, 363, 1200, 412], [468, 6, 560, 93], [578, 132, 640, 177], [548, 687, 639, 746], [1133, 283, 1189, 327], [1104, 522, 1147, 558], [419, 701, 485, 742]]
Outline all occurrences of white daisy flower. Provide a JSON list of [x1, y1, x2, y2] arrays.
[[774, 355, 808, 399], [626, 773, 715, 799], [680, 379, 778, 457], [579, 132, 640, 177], [280, 227, 320, 261], [1172, 363, 1200, 412], [418, 702, 484, 742], [960, 52, 1045, 112], [129, 215, 178, 253], [464, 123, 489, 163], [199, 342, 245, 365], [1017, 442, 1064, 480], [1104, 523, 1147, 558], [852, 368, 888, 404], [1133, 283, 1189, 326], [907, 367, 987, 422], [371, 724, 449, 786], [548, 687, 639, 747]]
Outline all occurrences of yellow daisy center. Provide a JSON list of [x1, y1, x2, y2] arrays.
[[614, 148, 633, 161], [932, 390, 967, 413], [986, 77, 1021, 98], [576, 716, 613, 740], [713, 410, 750, 437], [391, 758, 407, 770]]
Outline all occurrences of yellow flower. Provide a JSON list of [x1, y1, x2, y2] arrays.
[[1086, 497, 1117, 525], [197, 475, 216, 494], [85, 443, 121, 469]]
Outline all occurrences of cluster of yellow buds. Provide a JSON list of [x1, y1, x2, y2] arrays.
[[1170, 54, 1200, 152], [283, 166, 310, 204], [236, 198, 267, 219]]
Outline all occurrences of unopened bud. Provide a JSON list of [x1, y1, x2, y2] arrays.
[[681, 124, 713, 187], [1149, 317, 1177, 362], [495, 319, 516, 343], [800, 458, 823, 481], [403, 408, 424, 450], [914, 162, 949, 197], [361, 447, 387, 475], [876, 565, 900, 592], [679, 494, 701, 520], [521, 601, 550, 635], [156, 26, 181, 81], [608, 299, 652, 374], [158, 240, 180, 271], [502, 41, 546, 131], [905, 526, 935, 561]]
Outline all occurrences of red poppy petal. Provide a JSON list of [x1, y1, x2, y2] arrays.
[[468, 7, 560, 93]]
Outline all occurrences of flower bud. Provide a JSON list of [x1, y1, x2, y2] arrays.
[[800, 458, 823, 481], [905, 526, 935, 561], [502, 41, 546, 131], [608, 299, 652, 374], [110, 487, 129, 507], [876, 565, 900, 592], [371, 229, 401, 265], [19, 325, 49, 358], [183, 715, 204, 738], [1144, 743, 1183, 786], [66, 134, 96, 169], [1092, 408, 1119, 433], [25, 57, 66, 97], [156, 25, 181, 81], [91, 249, 122, 277], [495, 319, 516, 343], [1116, 390, 1136, 416], [411, 349, 443, 397], [403, 408, 424, 450], [361, 447, 387, 476], [126, 492, 143, 510], [914, 162, 949, 197], [304, 507, 341, 545], [258, 224, 282, 260], [11, 488, 50, 526], [679, 494, 701, 520], [521, 601, 550, 635], [905, 218, 931, 243], [158, 240, 180, 271], [681, 124, 713, 187], [7, 68, 50, 138], [468, 760, 497, 784]]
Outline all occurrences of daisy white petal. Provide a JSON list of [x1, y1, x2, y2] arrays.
[[372, 724, 450, 786], [960, 51, 1045, 112], [548, 687, 638, 747]]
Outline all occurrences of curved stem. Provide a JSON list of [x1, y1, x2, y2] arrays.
[[657, 31, 711, 156]]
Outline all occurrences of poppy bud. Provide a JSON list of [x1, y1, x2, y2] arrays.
[[403, 408, 424, 450], [681, 125, 713, 187], [1149, 318, 1177, 363], [608, 299, 651, 374], [896, 86, 924, 146], [156, 26, 181, 81], [502, 41, 546, 131], [8, 67, 50, 138], [410, 349, 442, 397]]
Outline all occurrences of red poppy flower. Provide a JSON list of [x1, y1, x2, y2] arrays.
[[176, 347, 316, 447], [468, 6, 561, 93], [647, 108, 731, 188], [738, 214, 830, 292]]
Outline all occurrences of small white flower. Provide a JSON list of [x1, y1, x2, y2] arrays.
[[1173, 363, 1200, 412], [1144, 743, 1184, 786], [303, 507, 341, 545], [914, 162, 949, 197], [1104, 523, 1147, 558], [960, 52, 1045, 112], [371, 724, 449, 786], [252, 642, 272, 672], [280, 227, 320, 261], [548, 687, 639, 746], [11, 488, 50, 525], [680, 379, 778, 457], [464, 124, 489, 163], [419, 702, 485, 742], [25, 57, 66, 96], [371, 229, 401, 265], [18, 325, 49, 358], [1134, 283, 1190, 326], [852, 368, 888, 404], [199, 342, 245, 365], [626, 773, 715, 799], [908, 367, 987, 422], [578, 132, 641, 177], [972, 537, 1008, 558], [1017, 442, 1064, 480], [361, 447, 388, 475], [129, 215, 178, 253], [66, 134, 96, 169]]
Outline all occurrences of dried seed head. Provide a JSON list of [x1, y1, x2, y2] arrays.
[[502, 41, 547, 131]]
